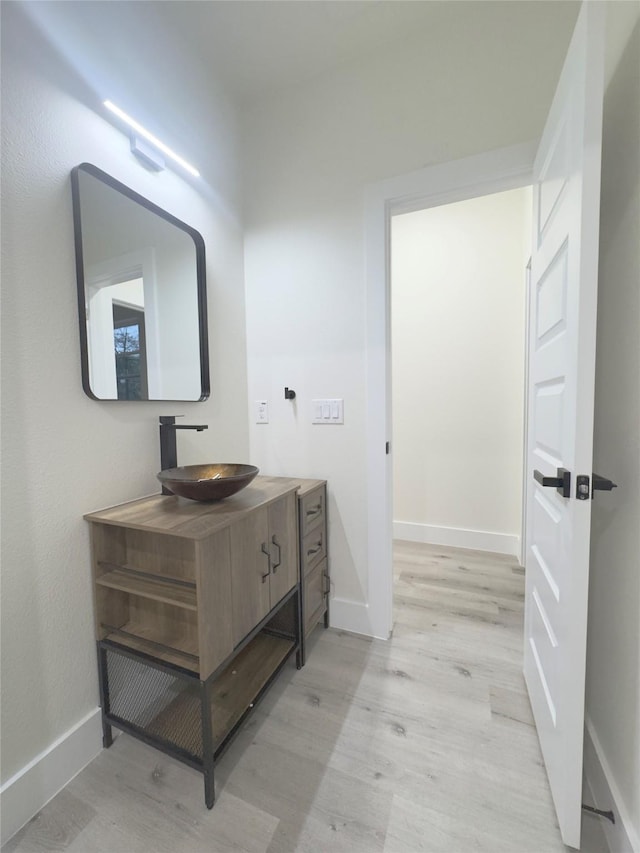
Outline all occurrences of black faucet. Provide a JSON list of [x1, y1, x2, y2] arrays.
[[159, 415, 208, 494]]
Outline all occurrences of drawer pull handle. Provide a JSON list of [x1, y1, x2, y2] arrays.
[[306, 504, 322, 517], [307, 542, 322, 557], [323, 571, 330, 596], [260, 543, 271, 582], [271, 535, 282, 572]]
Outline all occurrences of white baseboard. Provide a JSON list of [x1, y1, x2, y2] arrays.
[[393, 521, 520, 558], [0, 708, 102, 846], [584, 716, 639, 853], [330, 596, 385, 639]]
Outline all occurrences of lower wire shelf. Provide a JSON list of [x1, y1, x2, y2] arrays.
[[142, 632, 294, 753], [97, 588, 301, 808]]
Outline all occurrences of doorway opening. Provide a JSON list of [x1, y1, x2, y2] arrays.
[[390, 187, 532, 574], [363, 141, 536, 642]]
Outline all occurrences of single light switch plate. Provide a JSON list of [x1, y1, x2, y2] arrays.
[[312, 399, 344, 424], [255, 400, 269, 424]]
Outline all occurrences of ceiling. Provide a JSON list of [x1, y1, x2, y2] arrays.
[[158, 0, 581, 104]]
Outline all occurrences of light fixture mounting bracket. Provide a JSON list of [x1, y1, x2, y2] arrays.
[[130, 134, 165, 172]]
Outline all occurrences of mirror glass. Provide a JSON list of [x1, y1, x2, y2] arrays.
[[71, 163, 209, 401]]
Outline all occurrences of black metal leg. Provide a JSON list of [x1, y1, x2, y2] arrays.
[[201, 679, 215, 809], [204, 769, 215, 809], [296, 585, 305, 668], [324, 571, 330, 629], [96, 644, 113, 748]]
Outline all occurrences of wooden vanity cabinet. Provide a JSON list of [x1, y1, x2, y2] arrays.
[[85, 478, 303, 809]]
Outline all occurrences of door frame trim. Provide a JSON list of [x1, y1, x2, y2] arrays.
[[363, 141, 537, 639]]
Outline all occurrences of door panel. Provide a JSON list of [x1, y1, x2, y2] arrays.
[[537, 118, 569, 238], [268, 492, 299, 608], [531, 491, 562, 601], [534, 378, 565, 459], [524, 3, 605, 848], [536, 242, 568, 344], [229, 506, 270, 645]]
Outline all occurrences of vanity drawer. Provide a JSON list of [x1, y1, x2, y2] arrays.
[[304, 558, 328, 633], [302, 524, 326, 575], [300, 487, 325, 538]]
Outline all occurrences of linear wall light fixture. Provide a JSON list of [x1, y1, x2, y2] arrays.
[[103, 100, 200, 178]]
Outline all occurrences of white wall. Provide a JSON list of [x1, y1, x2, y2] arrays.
[[585, 7, 640, 850], [242, 4, 578, 622], [391, 188, 531, 556], [0, 1, 248, 836]]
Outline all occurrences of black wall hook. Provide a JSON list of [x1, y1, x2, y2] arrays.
[[284, 387, 296, 400]]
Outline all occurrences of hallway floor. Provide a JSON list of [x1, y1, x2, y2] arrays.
[[5, 542, 608, 852]]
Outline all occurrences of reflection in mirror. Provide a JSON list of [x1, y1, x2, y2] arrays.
[[71, 163, 209, 401], [112, 278, 147, 400]]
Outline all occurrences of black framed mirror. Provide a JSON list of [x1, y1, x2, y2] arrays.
[[71, 163, 210, 401]]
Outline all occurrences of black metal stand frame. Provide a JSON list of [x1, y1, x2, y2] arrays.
[[97, 585, 302, 809]]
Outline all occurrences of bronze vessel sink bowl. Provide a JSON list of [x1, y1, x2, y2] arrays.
[[157, 464, 259, 502]]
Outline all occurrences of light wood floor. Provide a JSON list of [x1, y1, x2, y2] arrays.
[[5, 542, 608, 852]]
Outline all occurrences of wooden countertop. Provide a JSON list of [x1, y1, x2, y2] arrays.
[[273, 476, 326, 498], [84, 475, 326, 540]]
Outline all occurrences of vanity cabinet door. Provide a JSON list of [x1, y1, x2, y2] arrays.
[[229, 506, 271, 645], [268, 492, 298, 608]]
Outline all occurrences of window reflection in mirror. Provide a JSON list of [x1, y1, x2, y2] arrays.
[[111, 279, 147, 400], [71, 164, 209, 402]]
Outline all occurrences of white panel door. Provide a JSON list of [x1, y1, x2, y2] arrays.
[[524, 2, 605, 848]]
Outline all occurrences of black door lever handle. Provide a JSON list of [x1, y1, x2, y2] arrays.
[[533, 467, 571, 498], [592, 474, 617, 492]]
